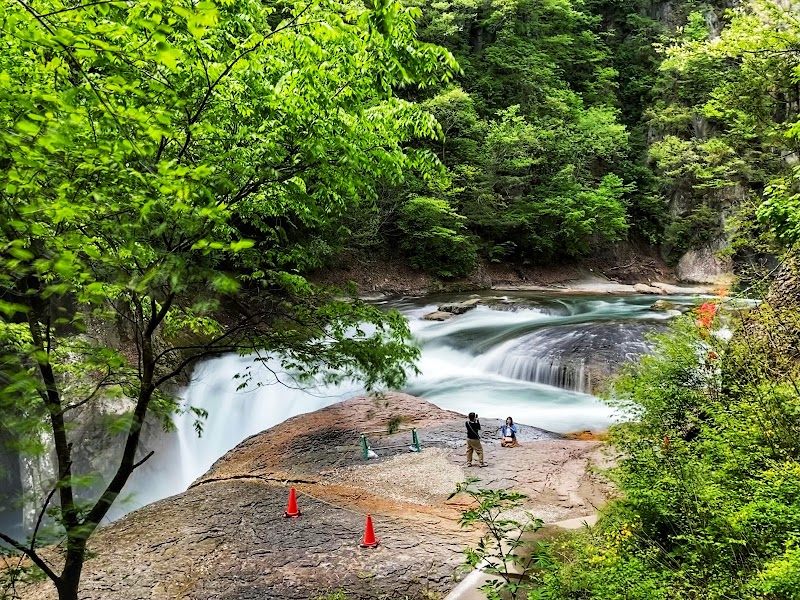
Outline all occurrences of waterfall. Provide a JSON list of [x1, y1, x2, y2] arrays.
[[117, 353, 363, 513], [475, 324, 654, 394]]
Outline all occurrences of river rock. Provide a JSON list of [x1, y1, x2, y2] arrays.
[[650, 300, 676, 311], [437, 298, 481, 314], [422, 311, 453, 321], [633, 283, 663, 294]]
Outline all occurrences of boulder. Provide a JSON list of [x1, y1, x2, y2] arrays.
[[437, 298, 481, 314], [650, 300, 676, 311], [633, 283, 663, 295], [676, 245, 731, 284], [423, 311, 453, 321]]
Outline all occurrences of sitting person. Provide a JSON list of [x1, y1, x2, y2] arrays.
[[500, 417, 518, 447]]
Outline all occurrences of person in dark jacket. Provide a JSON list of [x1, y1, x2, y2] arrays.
[[465, 412, 486, 467]]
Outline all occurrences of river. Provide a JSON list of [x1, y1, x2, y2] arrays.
[[111, 290, 700, 518]]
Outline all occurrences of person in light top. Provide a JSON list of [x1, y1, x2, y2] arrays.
[[500, 416, 518, 448]]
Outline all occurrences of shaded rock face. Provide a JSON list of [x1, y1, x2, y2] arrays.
[[8, 399, 171, 534], [676, 240, 732, 284], [0, 425, 23, 540]]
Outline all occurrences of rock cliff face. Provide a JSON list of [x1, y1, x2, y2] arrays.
[[767, 253, 800, 312], [675, 237, 732, 283], [19, 393, 614, 600], [640, 0, 743, 276]]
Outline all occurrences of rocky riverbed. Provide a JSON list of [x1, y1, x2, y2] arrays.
[[18, 393, 614, 600]]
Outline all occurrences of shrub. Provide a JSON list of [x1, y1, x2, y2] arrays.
[[531, 300, 800, 599]]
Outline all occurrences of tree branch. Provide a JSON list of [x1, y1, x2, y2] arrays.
[[0, 532, 59, 584], [183, 3, 316, 132], [30, 466, 67, 551], [40, 0, 120, 17], [15, 0, 144, 159], [58, 365, 115, 415], [132, 450, 154, 471]]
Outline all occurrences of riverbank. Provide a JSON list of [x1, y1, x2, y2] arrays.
[[17, 393, 614, 600], [310, 252, 722, 298]]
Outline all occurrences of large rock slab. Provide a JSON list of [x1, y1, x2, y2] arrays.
[[18, 394, 614, 600], [676, 243, 732, 284], [22, 480, 467, 600]]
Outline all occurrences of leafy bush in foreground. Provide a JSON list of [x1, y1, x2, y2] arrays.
[[533, 300, 800, 599]]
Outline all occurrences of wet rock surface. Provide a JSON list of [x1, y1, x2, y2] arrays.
[[422, 310, 453, 321]]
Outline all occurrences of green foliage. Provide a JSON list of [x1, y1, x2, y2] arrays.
[[396, 196, 478, 278], [659, 0, 800, 250], [682, 11, 710, 42], [662, 204, 721, 264], [0, 0, 456, 597], [533, 299, 800, 599], [720, 195, 783, 298], [760, 171, 800, 248], [1, 555, 46, 600], [381, 0, 638, 264], [313, 590, 348, 600], [450, 478, 544, 599], [648, 136, 750, 188]]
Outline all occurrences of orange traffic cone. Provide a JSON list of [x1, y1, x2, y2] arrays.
[[359, 514, 380, 548], [283, 486, 301, 518]]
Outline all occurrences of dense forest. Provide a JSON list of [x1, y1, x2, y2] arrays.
[[2, 0, 800, 599], [306, 0, 798, 282]]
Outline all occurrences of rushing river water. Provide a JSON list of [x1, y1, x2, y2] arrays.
[[110, 291, 703, 516]]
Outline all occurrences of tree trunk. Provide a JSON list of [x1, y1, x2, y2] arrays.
[[57, 543, 86, 600]]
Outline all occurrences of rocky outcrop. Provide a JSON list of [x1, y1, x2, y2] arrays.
[[19, 393, 614, 600], [437, 298, 481, 314], [676, 240, 732, 284], [766, 252, 800, 312], [422, 311, 453, 321], [23, 480, 469, 600], [0, 425, 23, 539], [423, 298, 482, 320]]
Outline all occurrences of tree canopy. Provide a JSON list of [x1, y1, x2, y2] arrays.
[[0, 0, 456, 597]]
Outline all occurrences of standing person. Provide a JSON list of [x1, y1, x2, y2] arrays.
[[466, 412, 486, 467], [501, 417, 518, 447]]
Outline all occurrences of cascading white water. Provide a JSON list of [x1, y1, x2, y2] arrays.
[[116, 354, 363, 515], [112, 292, 702, 516], [481, 330, 592, 393], [174, 354, 362, 488]]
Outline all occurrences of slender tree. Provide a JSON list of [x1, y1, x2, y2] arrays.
[[0, 0, 457, 598]]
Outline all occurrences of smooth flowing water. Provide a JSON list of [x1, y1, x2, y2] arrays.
[[116, 291, 701, 515]]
